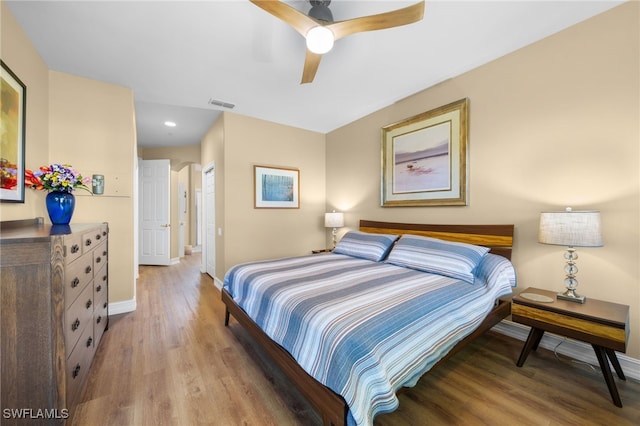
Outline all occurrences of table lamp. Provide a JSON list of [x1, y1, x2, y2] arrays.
[[324, 211, 344, 249], [538, 207, 602, 303]]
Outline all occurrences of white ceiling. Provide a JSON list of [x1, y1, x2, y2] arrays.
[[6, 0, 624, 147]]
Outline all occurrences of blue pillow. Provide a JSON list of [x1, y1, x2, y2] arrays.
[[386, 234, 490, 283], [475, 253, 517, 289], [333, 231, 399, 262]]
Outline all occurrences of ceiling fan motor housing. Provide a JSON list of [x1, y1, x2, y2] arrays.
[[250, 0, 425, 83], [309, 0, 333, 22]]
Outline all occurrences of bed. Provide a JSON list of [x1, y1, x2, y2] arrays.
[[221, 220, 516, 425]]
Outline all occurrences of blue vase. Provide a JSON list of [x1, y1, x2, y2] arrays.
[[46, 191, 75, 225]]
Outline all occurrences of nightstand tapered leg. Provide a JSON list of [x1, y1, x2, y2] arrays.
[[605, 348, 626, 380], [516, 328, 545, 367], [592, 344, 623, 407]]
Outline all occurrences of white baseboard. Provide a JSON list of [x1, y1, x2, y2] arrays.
[[492, 320, 640, 381], [109, 298, 137, 315], [214, 276, 223, 290]]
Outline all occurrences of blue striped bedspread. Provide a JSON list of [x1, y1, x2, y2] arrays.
[[223, 253, 516, 425]]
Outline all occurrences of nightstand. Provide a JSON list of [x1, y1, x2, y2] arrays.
[[311, 248, 333, 254], [512, 287, 629, 407]]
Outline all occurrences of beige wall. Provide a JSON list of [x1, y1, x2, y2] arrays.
[[139, 144, 201, 171], [48, 71, 137, 303], [201, 112, 326, 279], [1, 2, 137, 304], [200, 114, 225, 278], [0, 1, 49, 220], [326, 3, 639, 358]]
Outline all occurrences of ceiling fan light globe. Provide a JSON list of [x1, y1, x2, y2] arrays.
[[306, 26, 334, 54]]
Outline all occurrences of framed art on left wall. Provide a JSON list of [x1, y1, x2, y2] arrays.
[[254, 165, 300, 209], [0, 60, 26, 203]]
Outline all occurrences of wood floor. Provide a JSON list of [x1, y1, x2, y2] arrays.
[[72, 253, 640, 425]]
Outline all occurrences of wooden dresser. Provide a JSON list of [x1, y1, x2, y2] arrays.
[[1, 218, 109, 424]]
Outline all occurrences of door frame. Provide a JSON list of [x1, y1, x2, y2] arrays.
[[201, 161, 215, 277]]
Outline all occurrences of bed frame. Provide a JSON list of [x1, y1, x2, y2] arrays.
[[222, 220, 514, 425]]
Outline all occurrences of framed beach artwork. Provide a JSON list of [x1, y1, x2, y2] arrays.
[[0, 60, 27, 203], [381, 98, 468, 207], [254, 165, 300, 209]]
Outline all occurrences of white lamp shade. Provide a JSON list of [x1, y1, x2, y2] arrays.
[[538, 210, 603, 247], [324, 212, 344, 228]]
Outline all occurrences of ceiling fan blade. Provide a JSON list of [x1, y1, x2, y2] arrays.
[[328, 1, 425, 40], [301, 50, 323, 84], [249, 0, 319, 37]]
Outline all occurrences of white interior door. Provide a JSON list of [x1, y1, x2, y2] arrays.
[[139, 159, 171, 265], [203, 163, 215, 278]]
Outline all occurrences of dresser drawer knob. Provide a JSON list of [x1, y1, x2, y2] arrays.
[[72, 364, 81, 379], [85, 239, 92, 247], [71, 244, 80, 254], [96, 285, 102, 293], [86, 299, 92, 309], [85, 266, 92, 274], [96, 234, 101, 240], [96, 256, 102, 264], [71, 277, 80, 288], [96, 316, 102, 324], [102, 250, 107, 256], [103, 302, 108, 309], [71, 318, 80, 332], [86, 336, 93, 347], [102, 275, 107, 282]]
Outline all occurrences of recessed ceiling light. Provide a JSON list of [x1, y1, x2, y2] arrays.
[[164, 121, 177, 127]]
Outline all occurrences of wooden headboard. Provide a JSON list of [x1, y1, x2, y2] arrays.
[[359, 220, 514, 260]]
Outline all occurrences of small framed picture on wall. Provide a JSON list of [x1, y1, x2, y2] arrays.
[[254, 165, 300, 209]]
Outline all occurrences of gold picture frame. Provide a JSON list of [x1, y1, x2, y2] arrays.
[[381, 98, 468, 207], [254, 165, 300, 209]]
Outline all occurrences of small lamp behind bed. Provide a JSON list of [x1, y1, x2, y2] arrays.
[[538, 207, 603, 303], [325, 211, 344, 249]]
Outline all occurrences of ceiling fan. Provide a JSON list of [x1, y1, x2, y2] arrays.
[[250, 0, 425, 84]]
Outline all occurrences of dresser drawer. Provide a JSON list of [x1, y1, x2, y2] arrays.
[[63, 233, 83, 265], [81, 229, 100, 254], [94, 292, 109, 348], [65, 282, 94, 357], [99, 223, 108, 239], [64, 252, 94, 308], [93, 241, 108, 270], [65, 320, 95, 407], [94, 263, 108, 298]]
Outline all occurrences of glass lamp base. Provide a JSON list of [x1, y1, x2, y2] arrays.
[[557, 289, 586, 304]]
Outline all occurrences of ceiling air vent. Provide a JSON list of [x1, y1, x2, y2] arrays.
[[208, 98, 235, 109]]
